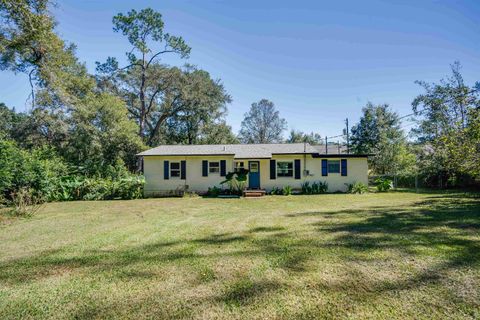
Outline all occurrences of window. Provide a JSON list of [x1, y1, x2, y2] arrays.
[[328, 160, 340, 173], [249, 162, 259, 172], [170, 162, 181, 177], [234, 161, 244, 172], [277, 161, 293, 177], [209, 161, 220, 174]]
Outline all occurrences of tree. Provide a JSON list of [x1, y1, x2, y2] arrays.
[[0, 0, 53, 106], [287, 130, 322, 144], [350, 102, 407, 175], [96, 8, 191, 140], [412, 62, 480, 184], [0, 103, 24, 136], [65, 93, 145, 172], [197, 121, 239, 144], [412, 62, 478, 141], [0, 0, 94, 107], [145, 66, 232, 145], [239, 99, 287, 143]]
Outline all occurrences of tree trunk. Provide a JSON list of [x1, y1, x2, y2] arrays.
[[147, 113, 169, 146], [138, 53, 146, 138]]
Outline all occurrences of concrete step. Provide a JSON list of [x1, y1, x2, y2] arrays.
[[243, 189, 266, 197]]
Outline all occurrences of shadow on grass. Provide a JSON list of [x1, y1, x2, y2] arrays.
[[249, 226, 286, 233], [193, 233, 248, 245], [314, 196, 480, 295], [220, 278, 280, 307], [0, 192, 479, 313]]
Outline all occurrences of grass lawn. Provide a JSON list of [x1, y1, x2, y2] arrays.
[[1, 191, 479, 319]]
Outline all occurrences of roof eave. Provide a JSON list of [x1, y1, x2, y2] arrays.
[[311, 153, 373, 158], [136, 153, 235, 157]]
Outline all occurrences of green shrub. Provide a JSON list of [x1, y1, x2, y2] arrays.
[[115, 175, 145, 199], [48, 174, 144, 201], [52, 176, 84, 201], [0, 140, 68, 204], [0, 139, 144, 204], [207, 186, 221, 197], [82, 178, 111, 200], [312, 181, 328, 194], [347, 182, 369, 194], [282, 185, 292, 196], [269, 187, 282, 195], [301, 181, 328, 194], [375, 178, 393, 192]]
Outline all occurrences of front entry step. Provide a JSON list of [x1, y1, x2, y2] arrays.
[[243, 189, 266, 197]]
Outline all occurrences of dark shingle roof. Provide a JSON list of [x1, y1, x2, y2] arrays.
[[138, 143, 352, 158]]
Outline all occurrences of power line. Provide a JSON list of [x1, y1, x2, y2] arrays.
[[326, 134, 345, 139], [322, 88, 479, 151], [397, 108, 425, 120]]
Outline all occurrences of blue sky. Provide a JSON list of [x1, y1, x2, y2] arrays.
[[1, 0, 479, 140]]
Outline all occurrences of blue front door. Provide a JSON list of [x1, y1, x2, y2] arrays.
[[248, 161, 260, 189]]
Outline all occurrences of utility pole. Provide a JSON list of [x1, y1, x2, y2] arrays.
[[325, 136, 328, 154], [345, 118, 349, 154]]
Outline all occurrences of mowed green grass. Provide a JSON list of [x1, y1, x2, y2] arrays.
[[0, 192, 479, 319]]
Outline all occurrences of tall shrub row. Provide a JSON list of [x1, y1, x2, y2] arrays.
[[0, 139, 144, 206]]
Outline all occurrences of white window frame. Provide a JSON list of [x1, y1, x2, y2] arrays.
[[209, 161, 220, 174], [170, 162, 181, 178], [328, 160, 340, 174], [277, 161, 294, 178]]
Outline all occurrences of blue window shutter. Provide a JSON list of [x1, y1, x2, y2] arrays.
[[294, 159, 301, 179], [164, 160, 169, 180], [181, 160, 186, 180], [341, 159, 347, 176], [202, 160, 208, 177], [322, 159, 328, 176], [270, 160, 276, 179], [220, 160, 226, 176]]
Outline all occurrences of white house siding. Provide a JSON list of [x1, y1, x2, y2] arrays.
[[143, 154, 368, 196], [143, 155, 235, 196], [260, 155, 368, 192]]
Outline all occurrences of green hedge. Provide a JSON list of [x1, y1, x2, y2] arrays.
[[0, 139, 144, 205]]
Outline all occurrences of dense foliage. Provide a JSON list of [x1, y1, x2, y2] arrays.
[[0, 139, 144, 208], [349, 63, 479, 189], [411, 62, 480, 187], [287, 130, 322, 144], [350, 103, 408, 175], [0, 139, 68, 202]]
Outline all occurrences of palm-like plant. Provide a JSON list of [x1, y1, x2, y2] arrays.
[[220, 168, 249, 194]]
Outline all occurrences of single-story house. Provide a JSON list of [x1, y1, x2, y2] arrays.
[[137, 143, 369, 196]]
